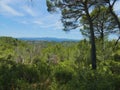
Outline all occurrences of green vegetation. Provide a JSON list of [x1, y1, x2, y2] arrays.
[[0, 37, 120, 90]]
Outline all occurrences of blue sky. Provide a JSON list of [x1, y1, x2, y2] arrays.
[[0, 0, 120, 40]]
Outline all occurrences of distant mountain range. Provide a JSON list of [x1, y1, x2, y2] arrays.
[[17, 37, 80, 42]]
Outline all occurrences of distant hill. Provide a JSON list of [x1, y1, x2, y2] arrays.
[[17, 37, 80, 42]]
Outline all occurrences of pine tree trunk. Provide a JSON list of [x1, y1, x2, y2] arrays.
[[89, 21, 97, 69], [85, 5, 97, 69]]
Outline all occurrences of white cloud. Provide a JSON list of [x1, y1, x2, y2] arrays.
[[20, 20, 30, 24], [19, 13, 62, 29], [39, 14, 63, 29], [1, 0, 12, 4], [22, 6, 37, 16], [36, 20, 63, 30], [45, 21, 63, 30], [0, 1, 24, 16], [0, 0, 63, 30], [21, 18, 63, 30], [33, 20, 43, 25]]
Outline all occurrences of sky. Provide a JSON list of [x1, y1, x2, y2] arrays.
[[0, 0, 120, 40]]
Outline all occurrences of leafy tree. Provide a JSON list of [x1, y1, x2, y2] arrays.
[[46, 0, 99, 69], [81, 6, 117, 42], [97, 0, 120, 46]]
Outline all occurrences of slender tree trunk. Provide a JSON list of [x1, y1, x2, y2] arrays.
[[101, 28, 104, 50], [101, 23, 104, 42], [85, 5, 97, 69], [109, 6, 120, 46], [89, 21, 97, 69], [101, 32, 104, 42]]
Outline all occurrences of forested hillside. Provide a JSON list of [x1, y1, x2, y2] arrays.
[[0, 37, 120, 90]]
